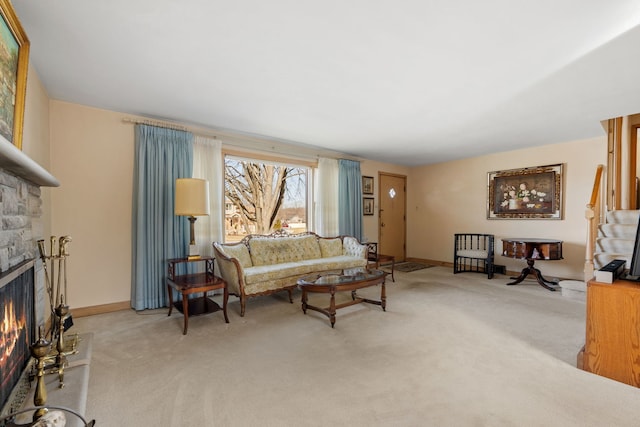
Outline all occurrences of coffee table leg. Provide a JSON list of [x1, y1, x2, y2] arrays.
[[381, 280, 387, 311], [329, 288, 337, 328]]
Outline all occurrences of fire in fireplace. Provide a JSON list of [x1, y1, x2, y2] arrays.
[[0, 267, 34, 413], [1, 300, 26, 363]]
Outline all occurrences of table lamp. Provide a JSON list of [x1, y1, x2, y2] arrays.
[[175, 178, 210, 259]]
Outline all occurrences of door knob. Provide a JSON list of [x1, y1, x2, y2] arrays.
[[381, 223, 385, 227]]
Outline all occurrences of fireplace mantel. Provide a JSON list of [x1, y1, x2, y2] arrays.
[[0, 139, 58, 187]]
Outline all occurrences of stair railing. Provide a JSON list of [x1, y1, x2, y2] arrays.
[[585, 164, 605, 282]]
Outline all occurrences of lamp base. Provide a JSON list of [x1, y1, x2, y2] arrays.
[[187, 244, 200, 260]]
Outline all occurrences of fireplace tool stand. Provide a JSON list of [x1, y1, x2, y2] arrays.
[[36, 236, 76, 392]]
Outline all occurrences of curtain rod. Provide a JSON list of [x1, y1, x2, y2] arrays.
[[122, 117, 190, 132], [122, 116, 359, 162]]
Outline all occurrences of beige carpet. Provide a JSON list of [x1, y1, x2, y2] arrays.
[[73, 267, 640, 426]]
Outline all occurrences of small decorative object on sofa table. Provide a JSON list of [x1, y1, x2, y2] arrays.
[[175, 178, 210, 259], [501, 238, 563, 291], [167, 256, 228, 335], [453, 234, 495, 279]]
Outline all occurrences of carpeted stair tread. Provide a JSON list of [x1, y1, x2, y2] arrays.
[[606, 209, 640, 224], [598, 223, 638, 238], [596, 210, 640, 270], [596, 237, 635, 252]]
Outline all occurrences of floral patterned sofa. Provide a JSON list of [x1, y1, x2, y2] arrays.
[[213, 231, 367, 316]]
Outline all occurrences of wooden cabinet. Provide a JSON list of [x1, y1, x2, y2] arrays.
[[581, 278, 640, 387]]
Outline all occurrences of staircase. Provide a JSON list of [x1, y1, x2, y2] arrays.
[[594, 210, 640, 270], [561, 209, 639, 301]]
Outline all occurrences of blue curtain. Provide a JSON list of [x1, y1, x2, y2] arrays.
[[338, 159, 363, 240], [131, 125, 193, 310]]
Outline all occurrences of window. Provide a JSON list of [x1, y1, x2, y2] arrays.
[[224, 155, 310, 242]]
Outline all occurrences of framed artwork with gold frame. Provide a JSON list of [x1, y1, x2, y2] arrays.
[[487, 164, 563, 219], [0, 0, 29, 150]]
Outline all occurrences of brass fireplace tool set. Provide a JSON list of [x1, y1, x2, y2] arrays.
[[28, 236, 78, 422], [0, 238, 93, 427]]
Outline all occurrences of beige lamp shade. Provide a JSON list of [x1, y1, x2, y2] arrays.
[[175, 178, 210, 216]]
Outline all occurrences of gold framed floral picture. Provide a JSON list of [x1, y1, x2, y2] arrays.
[[0, 0, 29, 150], [487, 164, 563, 219]]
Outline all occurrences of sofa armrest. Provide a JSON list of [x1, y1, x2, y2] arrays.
[[213, 243, 245, 297], [342, 236, 367, 259]]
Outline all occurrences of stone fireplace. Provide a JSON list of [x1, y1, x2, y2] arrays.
[[0, 140, 58, 418]]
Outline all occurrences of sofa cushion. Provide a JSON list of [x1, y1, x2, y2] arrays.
[[218, 243, 252, 268], [304, 255, 367, 271], [244, 261, 314, 285], [249, 235, 321, 266], [318, 238, 343, 258], [243, 255, 368, 286]]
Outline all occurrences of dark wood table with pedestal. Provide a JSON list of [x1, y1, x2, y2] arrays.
[[501, 238, 563, 291], [167, 256, 229, 334]]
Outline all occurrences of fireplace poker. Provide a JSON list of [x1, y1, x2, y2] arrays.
[[59, 236, 72, 304], [37, 239, 55, 316], [59, 236, 73, 333], [50, 236, 58, 307]]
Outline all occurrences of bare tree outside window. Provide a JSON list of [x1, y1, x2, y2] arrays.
[[224, 157, 308, 241]]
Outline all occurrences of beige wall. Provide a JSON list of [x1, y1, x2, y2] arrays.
[[49, 102, 134, 308], [407, 137, 606, 280], [26, 95, 604, 308], [45, 102, 409, 310]]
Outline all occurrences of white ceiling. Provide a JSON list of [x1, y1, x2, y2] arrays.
[[12, 1, 640, 166]]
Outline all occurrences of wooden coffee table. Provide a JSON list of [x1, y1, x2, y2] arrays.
[[297, 268, 387, 327]]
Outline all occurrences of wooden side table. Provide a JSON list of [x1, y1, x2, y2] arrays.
[[501, 238, 563, 291], [167, 256, 229, 334], [366, 242, 395, 282]]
